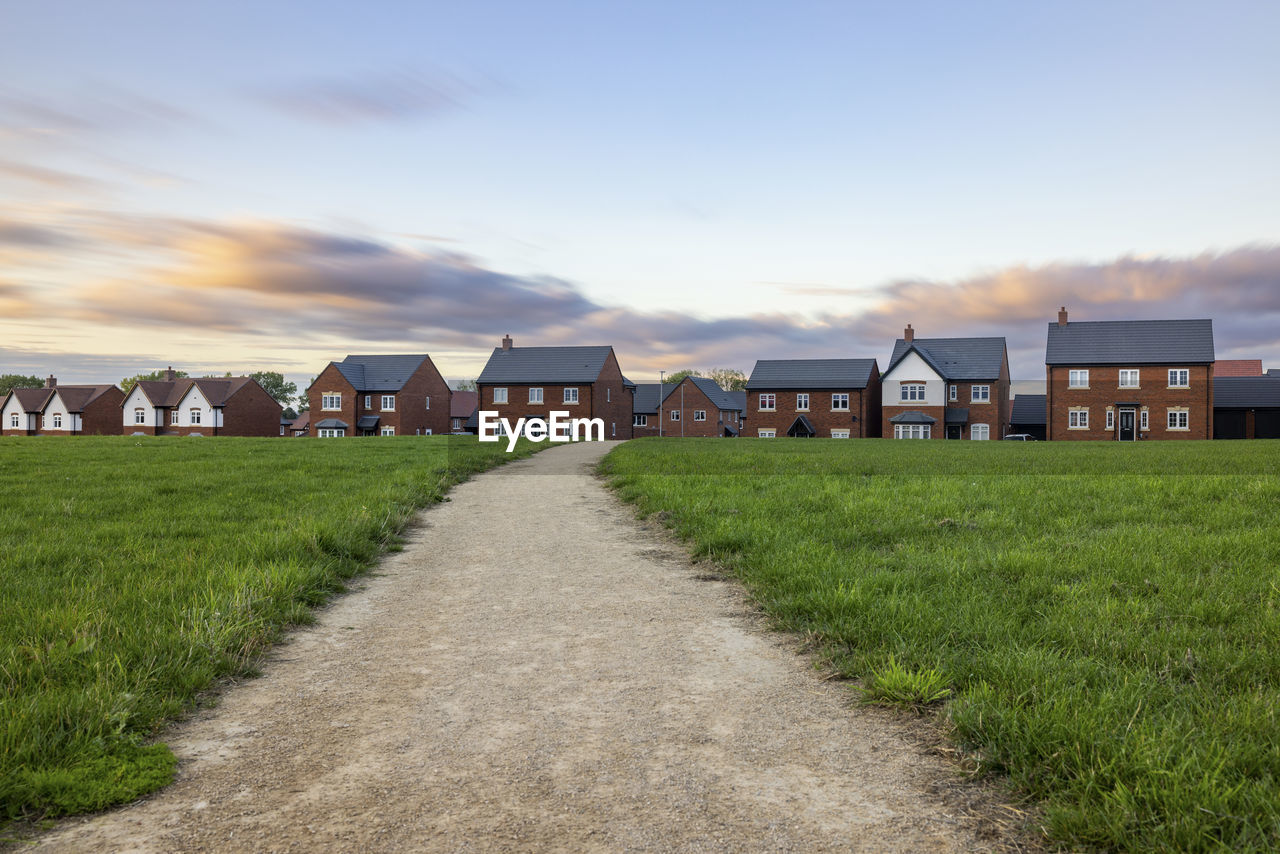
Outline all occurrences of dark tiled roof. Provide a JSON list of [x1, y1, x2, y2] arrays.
[[10, 387, 54, 412], [746, 359, 877, 390], [334, 355, 430, 392], [1213, 377, 1280, 408], [787, 415, 816, 436], [291, 412, 311, 430], [888, 410, 938, 424], [886, 338, 1006, 380], [478, 346, 615, 384], [135, 380, 187, 407], [53, 385, 117, 412], [189, 377, 258, 407], [1268, 369, 1280, 378], [944, 407, 969, 424], [723, 422, 739, 436], [1215, 359, 1263, 377], [450, 390, 478, 418], [633, 383, 677, 414], [726, 390, 747, 412], [1011, 394, 1047, 426], [686, 376, 742, 411], [314, 418, 348, 429], [1045, 319, 1214, 365], [356, 415, 381, 429]]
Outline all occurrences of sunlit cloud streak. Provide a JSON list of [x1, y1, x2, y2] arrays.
[[254, 70, 486, 126]]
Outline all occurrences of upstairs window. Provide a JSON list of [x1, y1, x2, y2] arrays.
[[564, 388, 579, 404], [424, 396, 430, 410], [493, 387, 508, 404], [671, 410, 680, 422], [796, 393, 809, 410], [381, 395, 395, 411], [322, 394, 341, 410], [1168, 369, 1190, 388], [758, 394, 776, 411], [529, 387, 544, 404], [971, 385, 990, 403], [1069, 370, 1089, 388], [949, 385, 957, 401], [900, 384, 926, 402], [694, 410, 706, 421], [1119, 369, 1140, 388], [832, 393, 849, 411], [364, 395, 371, 409]]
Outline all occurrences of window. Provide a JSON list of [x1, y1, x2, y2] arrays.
[[493, 387, 508, 404], [564, 387, 579, 404], [374, 394, 391, 411], [1068, 408, 1089, 429], [900, 384, 926, 401], [424, 396, 430, 410], [759, 393, 776, 411], [1069, 370, 1089, 388], [971, 385, 990, 403], [796, 393, 809, 411], [364, 395, 371, 409], [190, 409, 202, 425], [1141, 410, 1149, 430], [893, 425, 931, 439], [758, 429, 776, 438], [318, 428, 345, 438], [832, 393, 849, 411], [134, 409, 146, 424], [452, 418, 463, 430], [1167, 409, 1189, 430], [1106, 409, 1115, 430], [831, 429, 850, 439], [1119, 369, 1140, 388], [633, 414, 648, 427], [671, 410, 680, 422], [694, 410, 706, 421], [9, 413, 17, 427], [949, 384, 957, 402], [971, 424, 990, 440], [52, 414, 62, 429], [381, 427, 395, 436], [529, 387, 543, 404], [1168, 369, 1189, 388], [607, 389, 611, 403], [322, 393, 341, 410]]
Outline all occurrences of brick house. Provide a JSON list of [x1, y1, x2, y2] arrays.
[[881, 327, 1010, 439], [450, 390, 478, 433], [475, 336, 635, 440], [308, 355, 451, 437], [2, 377, 123, 436], [1045, 309, 1215, 441], [632, 376, 744, 438], [1214, 359, 1264, 377], [123, 371, 281, 436], [1213, 376, 1280, 439], [746, 359, 882, 438]]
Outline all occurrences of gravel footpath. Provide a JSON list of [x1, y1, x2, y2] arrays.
[[32, 441, 1014, 852]]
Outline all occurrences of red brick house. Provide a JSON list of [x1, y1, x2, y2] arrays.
[[1045, 309, 1215, 441], [881, 328, 1010, 439], [1214, 359, 1263, 377], [308, 355, 451, 437], [2, 377, 123, 436], [475, 336, 635, 440], [289, 411, 311, 437], [632, 376, 744, 438], [450, 390, 478, 433], [746, 359, 882, 438], [123, 371, 281, 436]]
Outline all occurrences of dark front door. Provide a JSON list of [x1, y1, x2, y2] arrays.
[[1119, 409, 1136, 441], [946, 425, 961, 440]]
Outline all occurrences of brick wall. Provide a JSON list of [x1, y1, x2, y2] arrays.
[[219, 381, 284, 436], [309, 364, 359, 435], [751, 389, 875, 437], [81, 388, 125, 435], [1046, 364, 1213, 440], [592, 350, 634, 440], [656, 378, 740, 437], [881, 404, 947, 439]]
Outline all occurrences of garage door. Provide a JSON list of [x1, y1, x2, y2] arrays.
[[1214, 410, 1247, 439], [1255, 410, 1280, 439]]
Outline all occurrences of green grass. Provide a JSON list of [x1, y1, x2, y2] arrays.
[[601, 438, 1280, 852], [0, 435, 538, 821]]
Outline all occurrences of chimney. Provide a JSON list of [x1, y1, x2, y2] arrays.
[[164, 366, 176, 382], [904, 323, 914, 343], [1057, 306, 1068, 327], [45, 375, 56, 388], [501, 334, 513, 351]]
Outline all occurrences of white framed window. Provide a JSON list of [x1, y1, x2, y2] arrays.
[[831, 429, 850, 439], [694, 410, 706, 421], [52, 413, 62, 428], [318, 428, 345, 438], [9, 413, 18, 427], [832, 393, 849, 411], [1068, 408, 1089, 429], [424, 396, 430, 410], [949, 384, 957, 401], [381, 394, 395, 410], [190, 409, 201, 425], [971, 424, 990, 440], [1119, 369, 1140, 388], [1069, 370, 1089, 388], [381, 426, 395, 436], [529, 387, 544, 404], [900, 384, 926, 402], [170, 409, 179, 425], [758, 429, 776, 438], [564, 387, 579, 404], [796, 393, 809, 411], [633, 414, 647, 427], [1167, 408, 1189, 430], [893, 424, 931, 439], [322, 393, 341, 410], [493, 387, 508, 404], [1106, 409, 1114, 430], [759, 393, 775, 411], [1141, 409, 1149, 430], [1168, 369, 1189, 388], [452, 418, 463, 430], [134, 409, 146, 424], [364, 395, 371, 409], [671, 410, 680, 422], [971, 385, 990, 403]]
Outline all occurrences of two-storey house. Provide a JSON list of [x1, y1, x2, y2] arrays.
[[308, 355, 451, 437], [1045, 309, 1215, 441], [881, 327, 1010, 439], [746, 359, 881, 438]]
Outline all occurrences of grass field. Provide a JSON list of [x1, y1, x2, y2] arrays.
[[0, 435, 536, 822], [602, 439, 1280, 852]]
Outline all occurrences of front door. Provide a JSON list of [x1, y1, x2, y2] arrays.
[[1119, 409, 1136, 441], [946, 425, 961, 440]]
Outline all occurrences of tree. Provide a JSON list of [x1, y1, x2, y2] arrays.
[[282, 406, 299, 420], [249, 371, 298, 407], [664, 369, 702, 385], [120, 369, 188, 394], [706, 368, 748, 391], [453, 379, 478, 391], [0, 374, 43, 395], [295, 377, 316, 412]]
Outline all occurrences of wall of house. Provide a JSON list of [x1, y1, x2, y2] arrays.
[[631, 409, 662, 438], [219, 382, 284, 437], [309, 364, 359, 436], [1046, 364, 1214, 440], [2, 395, 35, 436], [478, 382, 597, 436], [122, 386, 162, 435], [863, 369, 883, 437], [658, 379, 737, 437], [592, 350, 633, 440], [882, 351, 947, 438], [943, 382, 1003, 439], [170, 385, 219, 435], [384, 358, 451, 436], [750, 389, 872, 437], [81, 388, 125, 435]]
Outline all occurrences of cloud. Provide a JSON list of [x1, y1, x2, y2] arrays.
[[0, 88, 196, 138], [0, 158, 106, 191], [0, 219, 76, 247], [255, 70, 485, 126]]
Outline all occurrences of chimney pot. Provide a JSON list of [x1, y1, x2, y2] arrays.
[[904, 323, 914, 343], [1057, 306, 1068, 327], [45, 375, 56, 388], [164, 366, 176, 382], [501, 334, 513, 351]]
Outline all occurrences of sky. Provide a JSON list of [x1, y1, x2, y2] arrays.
[[2, 0, 1278, 395]]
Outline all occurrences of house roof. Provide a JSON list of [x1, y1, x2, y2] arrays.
[[188, 377, 258, 407], [633, 383, 677, 414], [787, 414, 816, 436], [888, 410, 938, 424], [632, 378, 743, 414], [135, 380, 187, 407], [333, 355, 430, 392], [9, 387, 55, 412], [746, 359, 877, 390], [1213, 377, 1280, 409], [477, 345, 616, 384], [356, 415, 381, 429], [51, 385, 117, 412], [1045, 319, 1215, 365], [314, 418, 349, 429], [726, 390, 747, 412], [1215, 359, 1264, 377], [1011, 394, 1047, 426], [450, 390, 478, 418], [685, 376, 743, 411], [885, 338, 1006, 381], [1269, 369, 1280, 378]]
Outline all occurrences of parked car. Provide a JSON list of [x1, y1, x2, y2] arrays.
[[1003, 433, 1037, 441]]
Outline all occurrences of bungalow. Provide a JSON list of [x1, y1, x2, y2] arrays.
[[308, 354, 451, 437], [2, 377, 123, 436], [1212, 377, 1280, 439], [746, 359, 882, 438], [475, 336, 635, 440], [290, 411, 312, 437], [123, 371, 281, 436], [632, 376, 744, 438], [450, 390, 478, 433], [1045, 308, 1215, 441], [881, 327, 1009, 439]]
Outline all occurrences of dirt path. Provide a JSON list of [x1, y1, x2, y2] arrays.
[[34, 441, 1012, 852]]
